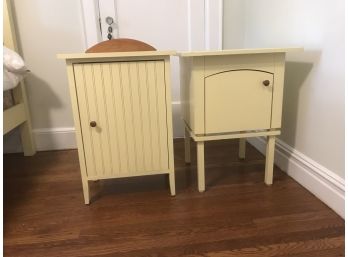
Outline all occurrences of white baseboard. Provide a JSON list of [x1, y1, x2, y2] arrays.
[[248, 137, 345, 218], [33, 127, 77, 151], [4, 102, 185, 153], [3, 127, 77, 153]]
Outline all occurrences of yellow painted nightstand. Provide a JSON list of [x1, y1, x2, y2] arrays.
[[177, 48, 302, 192], [58, 50, 176, 204]]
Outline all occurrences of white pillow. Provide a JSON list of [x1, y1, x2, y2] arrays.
[[3, 68, 24, 91], [3, 46, 27, 74]]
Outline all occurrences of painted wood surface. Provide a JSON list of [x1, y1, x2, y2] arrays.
[[62, 52, 176, 202], [179, 50, 292, 190], [57, 51, 175, 60], [238, 138, 246, 159], [265, 135, 276, 185], [164, 58, 176, 196], [65, 63, 90, 204], [3, 103, 26, 134], [205, 70, 274, 133], [3, 0, 36, 156], [189, 129, 281, 142], [204, 54, 275, 77], [177, 47, 303, 57], [74, 61, 169, 178], [271, 53, 286, 128], [3, 0, 17, 50]]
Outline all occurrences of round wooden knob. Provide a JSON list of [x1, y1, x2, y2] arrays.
[[90, 121, 97, 127], [263, 80, 270, 86]]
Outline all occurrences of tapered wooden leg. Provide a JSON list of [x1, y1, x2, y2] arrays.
[[184, 127, 191, 164], [238, 138, 246, 159], [169, 171, 176, 196], [197, 141, 205, 192], [265, 136, 276, 185], [82, 179, 90, 204]]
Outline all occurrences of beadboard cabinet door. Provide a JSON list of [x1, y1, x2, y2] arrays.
[[205, 70, 274, 134], [73, 61, 169, 179]]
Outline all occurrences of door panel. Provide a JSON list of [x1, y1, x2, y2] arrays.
[[73, 61, 169, 178], [205, 70, 274, 134]]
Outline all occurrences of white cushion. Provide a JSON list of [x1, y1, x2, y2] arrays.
[[3, 46, 27, 74]]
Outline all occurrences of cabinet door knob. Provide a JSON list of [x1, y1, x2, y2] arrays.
[[263, 80, 270, 86], [90, 121, 97, 127]]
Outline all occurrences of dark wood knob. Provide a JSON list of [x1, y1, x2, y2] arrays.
[[90, 121, 97, 127], [263, 80, 270, 86]]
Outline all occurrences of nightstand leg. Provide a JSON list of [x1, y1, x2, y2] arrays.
[[82, 179, 90, 204], [197, 141, 205, 192], [169, 171, 176, 196], [265, 136, 276, 185], [238, 138, 246, 159], [184, 127, 191, 163]]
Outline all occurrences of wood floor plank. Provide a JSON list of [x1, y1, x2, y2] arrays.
[[181, 237, 344, 257], [4, 139, 344, 257]]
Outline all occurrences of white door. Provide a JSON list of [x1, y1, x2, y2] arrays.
[[99, 1, 188, 50], [80, 0, 223, 137]]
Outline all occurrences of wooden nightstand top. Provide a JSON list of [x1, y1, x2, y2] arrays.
[[57, 50, 176, 60], [176, 47, 303, 57]]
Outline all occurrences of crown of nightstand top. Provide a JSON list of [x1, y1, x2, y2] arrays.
[[57, 51, 176, 63], [176, 47, 303, 57]]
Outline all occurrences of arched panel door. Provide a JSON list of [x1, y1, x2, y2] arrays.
[[205, 70, 274, 134]]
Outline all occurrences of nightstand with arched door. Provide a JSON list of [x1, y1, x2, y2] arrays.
[[178, 48, 302, 192]]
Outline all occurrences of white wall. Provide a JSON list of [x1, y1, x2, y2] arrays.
[[13, 0, 86, 128], [222, 0, 245, 49], [223, 0, 344, 216], [224, 0, 344, 179], [244, 0, 345, 179], [4, 0, 86, 151]]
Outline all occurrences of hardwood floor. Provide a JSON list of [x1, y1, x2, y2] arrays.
[[4, 139, 344, 257]]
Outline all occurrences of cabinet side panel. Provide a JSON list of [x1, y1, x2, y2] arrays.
[[180, 56, 205, 134], [164, 58, 175, 174], [154, 61, 170, 170], [73, 64, 97, 177], [179, 57, 193, 129], [146, 61, 162, 171], [271, 53, 286, 128], [66, 63, 88, 180], [191, 57, 205, 135]]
